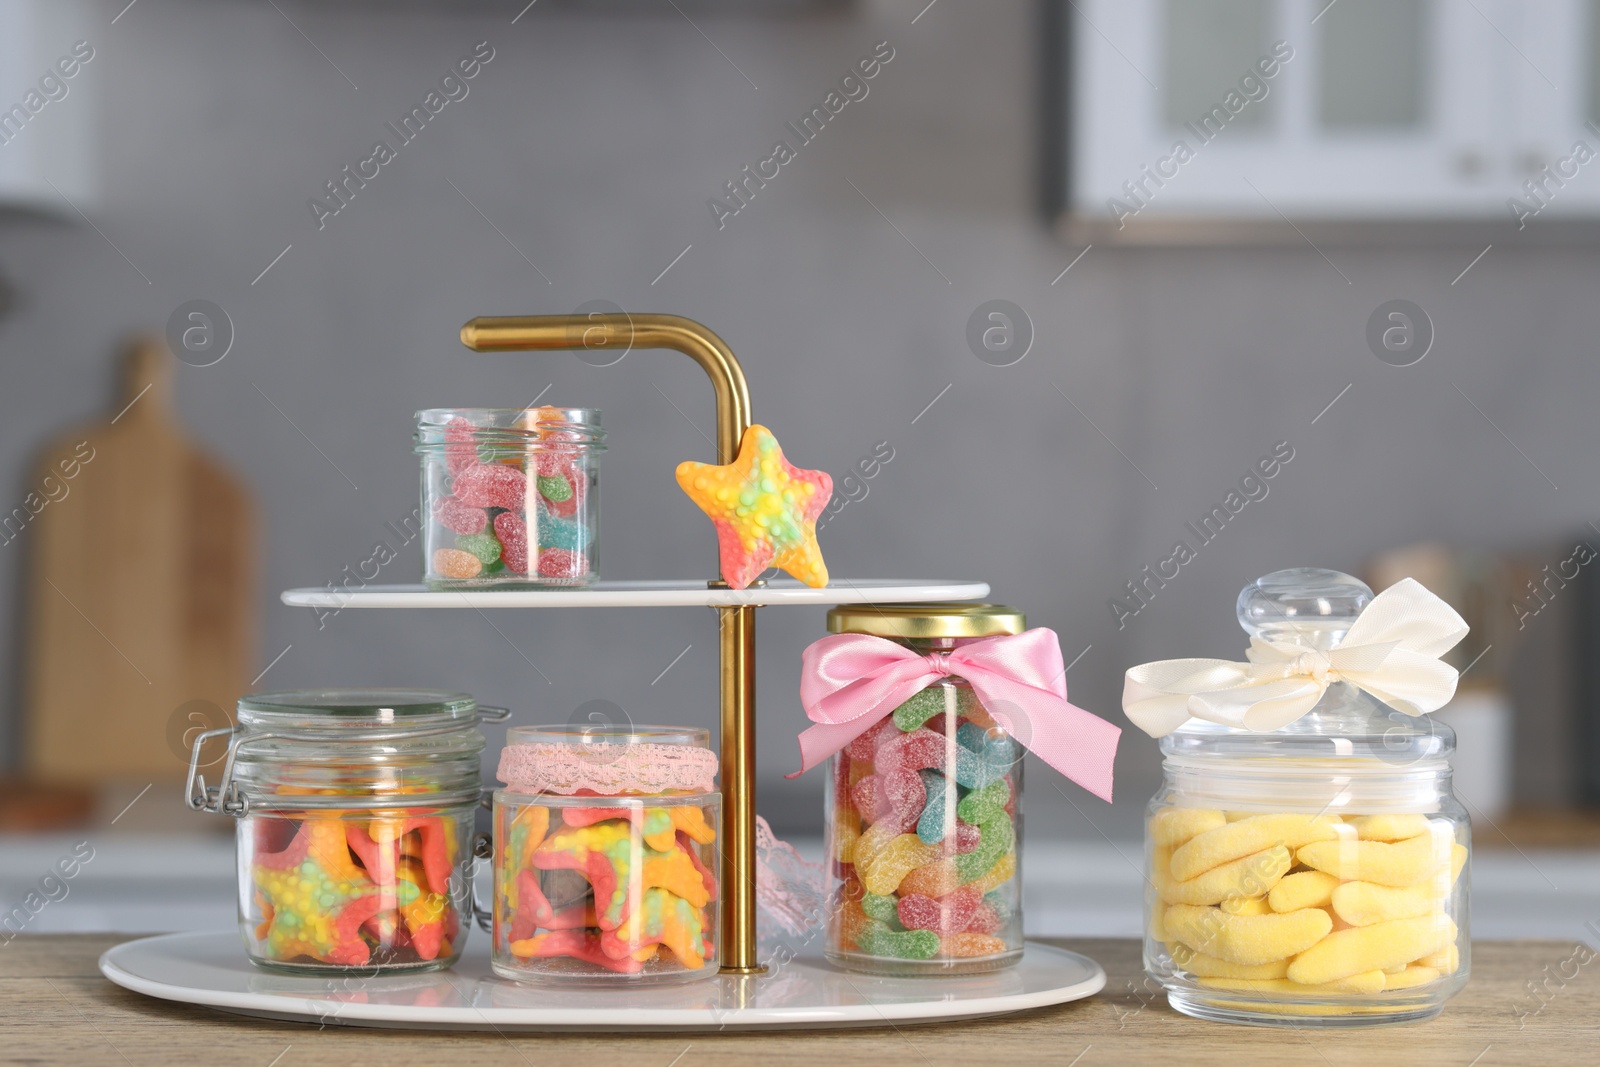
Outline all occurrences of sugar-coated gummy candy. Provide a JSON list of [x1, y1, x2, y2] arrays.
[[956, 778, 1009, 826], [850, 774, 883, 824], [444, 416, 477, 475], [1159, 845, 1292, 907], [493, 512, 530, 574], [897, 886, 980, 933], [1167, 941, 1290, 980], [1295, 832, 1457, 888], [1382, 965, 1442, 990], [861, 892, 903, 927], [955, 811, 1013, 883], [1164, 903, 1333, 967], [832, 804, 860, 862], [891, 687, 948, 732], [878, 768, 927, 834], [859, 833, 940, 897], [1266, 870, 1341, 913], [456, 531, 502, 565], [1349, 814, 1432, 842], [1151, 808, 1227, 849], [965, 903, 1002, 934], [537, 512, 593, 552], [1416, 942, 1459, 974], [953, 822, 982, 853], [537, 473, 573, 503], [432, 494, 488, 535], [875, 728, 946, 774], [847, 718, 897, 761], [453, 462, 527, 511], [852, 821, 901, 873], [1218, 895, 1272, 916], [982, 889, 1013, 924], [916, 769, 951, 844], [537, 548, 588, 579], [897, 856, 961, 899], [1329, 880, 1436, 926], [855, 918, 940, 960], [952, 722, 1013, 789], [970, 850, 1015, 894], [1170, 814, 1343, 882], [432, 548, 482, 579], [1286, 916, 1456, 985], [940, 932, 1008, 958], [544, 473, 585, 518], [1200, 971, 1387, 996]]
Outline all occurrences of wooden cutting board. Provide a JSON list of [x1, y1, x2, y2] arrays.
[[23, 337, 256, 786]]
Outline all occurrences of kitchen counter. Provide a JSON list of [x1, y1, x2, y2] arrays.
[[5, 935, 1592, 1066]]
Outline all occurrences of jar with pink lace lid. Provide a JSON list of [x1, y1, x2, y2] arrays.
[[490, 724, 721, 983]]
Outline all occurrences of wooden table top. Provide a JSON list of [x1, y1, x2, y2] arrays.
[[4, 935, 1593, 1066]]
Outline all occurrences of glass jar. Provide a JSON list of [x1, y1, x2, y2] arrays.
[[185, 689, 504, 975], [491, 724, 721, 983], [415, 407, 605, 588], [1142, 570, 1470, 1026], [823, 603, 1025, 976]]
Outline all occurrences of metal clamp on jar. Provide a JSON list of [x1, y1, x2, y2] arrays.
[[187, 688, 507, 975]]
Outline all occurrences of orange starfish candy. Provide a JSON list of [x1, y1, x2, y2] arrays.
[[675, 425, 832, 590]]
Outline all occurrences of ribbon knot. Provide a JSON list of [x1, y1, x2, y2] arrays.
[[1122, 577, 1469, 737], [792, 627, 1121, 802]]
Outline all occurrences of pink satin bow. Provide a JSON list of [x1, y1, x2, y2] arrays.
[[792, 628, 1121, 802]]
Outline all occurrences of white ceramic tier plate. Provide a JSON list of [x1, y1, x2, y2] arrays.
[[100, 932, 1103, 1032], [280, 578, 990, 609]]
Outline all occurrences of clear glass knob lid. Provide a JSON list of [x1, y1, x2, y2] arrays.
[[1236, 567, 1373, 647]]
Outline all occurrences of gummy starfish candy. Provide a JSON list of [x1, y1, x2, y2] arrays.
[[253, 818, 414, 966], [675, 424, 832, 589]]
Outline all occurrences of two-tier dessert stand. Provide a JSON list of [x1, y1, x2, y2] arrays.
[[100, 314, 1105, 1029]]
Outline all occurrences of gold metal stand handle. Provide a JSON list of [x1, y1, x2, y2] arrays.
[[461, 313, 750, 464], [460, 312, 765, 975]]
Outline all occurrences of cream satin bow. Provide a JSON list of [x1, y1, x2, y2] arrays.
[[1123, 577, 1469, 738]]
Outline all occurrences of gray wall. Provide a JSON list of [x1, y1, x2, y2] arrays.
[[2, 0, 1597, 838]]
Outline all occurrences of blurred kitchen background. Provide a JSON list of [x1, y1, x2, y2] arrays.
[[3, 0, 1600, 941]]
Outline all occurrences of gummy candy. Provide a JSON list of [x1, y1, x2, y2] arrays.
[[941, 932, 1008, 958], [537, 512, 593, 552], [896, 886, 981, 933], [956, 778, 1009, 826], [847, 717, 897, 761], [859, 833, 941, 896], [674, 424, 833, 590], [861, 892, 904, 927], [875, 728, 946, 774], [432, 495, 487, 535], [916, 769, 950, 844], [537, 548, 588, 580], [493, 512, 529, 574], [432, 548, 482, 580], [544, 473, 585, 519], [855, 919, 940, 960], [443, 416, 478, 475], [537, 474, 572, 503], [456, 531, 502, 566], [453, 462, 527, 511], [892, 688, 948, 732], [956, 812, 1014, 883]]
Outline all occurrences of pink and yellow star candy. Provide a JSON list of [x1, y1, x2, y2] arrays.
[[675, 425, 833, 590]]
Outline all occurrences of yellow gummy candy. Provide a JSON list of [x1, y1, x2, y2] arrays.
[[1164, 904, 1332, 966], [1286, 916, 1457, 985], [1330, 880, 1436, 926], [1416, 942, 1460, 974], [1151, 808, 1227, 849], [1170, 814, 1342, 881], [1149, 906, 1169, 943], [1200, 970, 1387, 996], [1267, 870, 1341, 913], [1296, 830, 1450, 887], [1349, 814, 1431, 842], [1220, 895, 1272, 916], [970, 850, 1016, 894], [1161, 846, 1291, 906], [833, 805, 860, 863], [1168, 941, 1289, 979], [1383, 965, 1441, 990], [853, 821, 901, 871], [860, 834, 940, 896]]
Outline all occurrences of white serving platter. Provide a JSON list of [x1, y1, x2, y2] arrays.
[[100, 931, 1104, 1032], [280, 578, 990, 610]]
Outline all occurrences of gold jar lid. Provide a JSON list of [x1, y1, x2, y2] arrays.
[[826, 602, 1026, 639]]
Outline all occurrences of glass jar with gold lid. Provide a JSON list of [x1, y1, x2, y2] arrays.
[[822, 602, 1026, 975]]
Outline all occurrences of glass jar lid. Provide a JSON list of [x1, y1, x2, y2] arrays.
[[1162, 569, 1455, 807], [187, 689, 506, 816], [826, 601, 1025, 639]]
